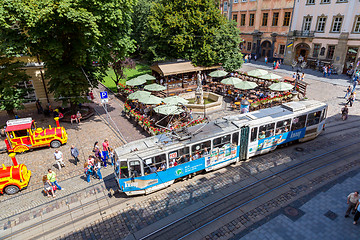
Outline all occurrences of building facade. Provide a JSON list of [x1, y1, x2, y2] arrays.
[[284, 0, 360, 73], [220, 0, 294, 62]]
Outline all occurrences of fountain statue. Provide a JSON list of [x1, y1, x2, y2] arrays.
[[195, 71, 204, 104]]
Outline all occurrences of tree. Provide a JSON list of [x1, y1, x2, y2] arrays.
[[111, 56, 136, 86], [0, 0, 136, 108], [143, 0, 243, 71], [0, 57, 32, 116]]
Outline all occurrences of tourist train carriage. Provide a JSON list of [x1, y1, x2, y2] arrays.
[[4, 117, 68, 153], [0, 161, 31, 195], [114, 100, 327, 196]]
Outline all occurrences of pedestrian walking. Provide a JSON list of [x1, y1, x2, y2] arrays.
[[109, 147, 115, 166], [84, 162, 93, 183], [94, 158, 103, 180], [347, 93, 355, 107], [352, 80, 358, 93], [102, 139, 110, 168], [264, 56, 268, 64], [244, 54, 248, 63], [43, 175, 56, 197], [70, 145, 80, 165], [54, 150, 65, 170], [273, 61, 276, 69], [47, 169, 63, 190], [346, 191, 359, 218], [354, 199, 360, 224], [323, 66, 327, 77], [345, 86, 352, 98]]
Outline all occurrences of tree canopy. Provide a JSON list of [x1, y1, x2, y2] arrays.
[[0, 57, 32, 116], [142, 0, 243, 71], [0, 0, 135, 107]]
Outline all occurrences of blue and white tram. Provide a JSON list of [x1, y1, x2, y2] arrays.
[[114, 100, 327, 196]]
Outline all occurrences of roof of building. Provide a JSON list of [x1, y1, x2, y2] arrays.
[[150, 60, 220, 76], [6, 118, 33, 132]]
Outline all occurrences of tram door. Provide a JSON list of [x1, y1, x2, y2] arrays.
[[239, 126, 249, 160]]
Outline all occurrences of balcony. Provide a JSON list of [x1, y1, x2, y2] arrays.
[[290, 30, 315, 38]]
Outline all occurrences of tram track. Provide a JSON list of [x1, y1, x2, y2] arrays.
[[139, 139, 360, 240]]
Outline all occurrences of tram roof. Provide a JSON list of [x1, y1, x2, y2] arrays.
[[115, 100, 326, 159]]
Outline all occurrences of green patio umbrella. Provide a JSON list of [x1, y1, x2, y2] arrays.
[[221, 77, 243, 85], [126, 77, 146, 86], [208, 70, 228, 78], [260, 73, 282, 80], [144, 83, 166, 92], [136, 73, 156, 81], [234, 81, 258, 90], [154, 105, 184, 115], [128, 90, 151, 100], [138, 94, 163, 105], [269, 82, 294, 91], [247, 69, 269, 77], [162, 96, 189, 105]]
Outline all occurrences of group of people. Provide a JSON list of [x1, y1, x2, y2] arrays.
[[341, 76, 359, 120], [42, 168, 63, 198], [70, 111, 83, 124], [244, 54, 257, 63], [322, 65, 335, 77]]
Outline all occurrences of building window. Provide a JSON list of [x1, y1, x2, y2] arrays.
[[353, 16, 360, 33], [316, 17, 327, 32], [306, 0, 315, 4], [242, 0, 247, 2], [249, 14, 255, 26], [240, 14, 246, 26], [320, 47, 326, 56], [262, 13, 268, 26], [279, 45, 285, 55], [313, 44, 321, 57], [302, 17, 312, 31], [247, 42, 252, 51], [224, 1, 228, 11], [327, 45, 335, 59], [234, 0, 239, 3], [321, 0, 330, 3], [233, 14, 238, 22], [283, 12, 291, 26], [272, 12, 279, 26], [331, 16, 343, 32], [336, 0, 347, 2]]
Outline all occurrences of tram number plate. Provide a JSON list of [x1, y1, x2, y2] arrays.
[[169, 152, 177, 159]]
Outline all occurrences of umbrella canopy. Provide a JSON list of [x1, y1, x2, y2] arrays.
[[162, 96, 189, 105], [260, 73, 282, 80], [144, 83, 166, 92], [136, 73, 156, 81], [234, 81, 258, 90], [154, 105, 184, 115], [209, 70, 228, 78], [247, 69, 268, 77], [126, 77, 146, 86], [269, 82, 294, 91], [221, 77, 243, 85], [138, 95, 163, 105], [128, 90, 151, 100]]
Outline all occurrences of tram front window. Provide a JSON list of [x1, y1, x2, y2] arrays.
[[119, 161, 129, 178]]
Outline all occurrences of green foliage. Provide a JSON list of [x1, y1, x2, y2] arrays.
[[0, 0, 136, 106], [143, 0, 243, 71], [0, 57, 32, 115]]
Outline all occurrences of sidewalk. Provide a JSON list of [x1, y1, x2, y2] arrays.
[[242, 61, 352, 87]]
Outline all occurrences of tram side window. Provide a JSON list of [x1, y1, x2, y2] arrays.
[[232, 132, 239, 146], [275, 119, 291, 135], [306, 111, 322, 127], [169, 147, 190, 167], [213, 134, 231, 149], [129, 160, 141, 178], [250, 127, 258, 142], [291, 115, 307, 131], [119, 161, 129, 178], [192, 140, 211, 160], [143, 154, 167, 174], [258, 123, 275, 139]]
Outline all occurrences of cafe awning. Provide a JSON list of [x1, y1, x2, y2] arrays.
[[150, 60, 220, 77]]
